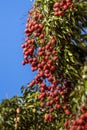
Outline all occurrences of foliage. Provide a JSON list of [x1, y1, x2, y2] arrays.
[[0, 96, 19, 130], [0, 0, 87, 129], [0, 61, 87, 129], [22, 0, 87, 122]]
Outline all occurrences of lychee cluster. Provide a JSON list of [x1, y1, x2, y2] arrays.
[[64, 105, 87, 130], [53, 0, 74, 16], [22, 1, 74, 122]]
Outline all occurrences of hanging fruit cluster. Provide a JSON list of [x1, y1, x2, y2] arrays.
[[53, 0, 74, 16], [21, 0, 84, 122], [64, 106, 87, 130]]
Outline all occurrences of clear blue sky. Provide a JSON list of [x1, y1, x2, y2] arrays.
[[0, 0, 36, 101]]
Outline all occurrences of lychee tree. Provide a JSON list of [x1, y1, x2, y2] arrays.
[[0, 0, 87, 130], [22, 0, 87, 123]]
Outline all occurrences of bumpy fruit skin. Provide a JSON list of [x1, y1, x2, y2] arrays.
[[45, 114, 53, 122], [65, 109, 71, 115], [50, 108, 54, 113], [53, 2, 60, 8], [45, 114, 49, 121]]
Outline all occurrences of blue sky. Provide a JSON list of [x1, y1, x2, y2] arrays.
[[0, 0, 36, 101]]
